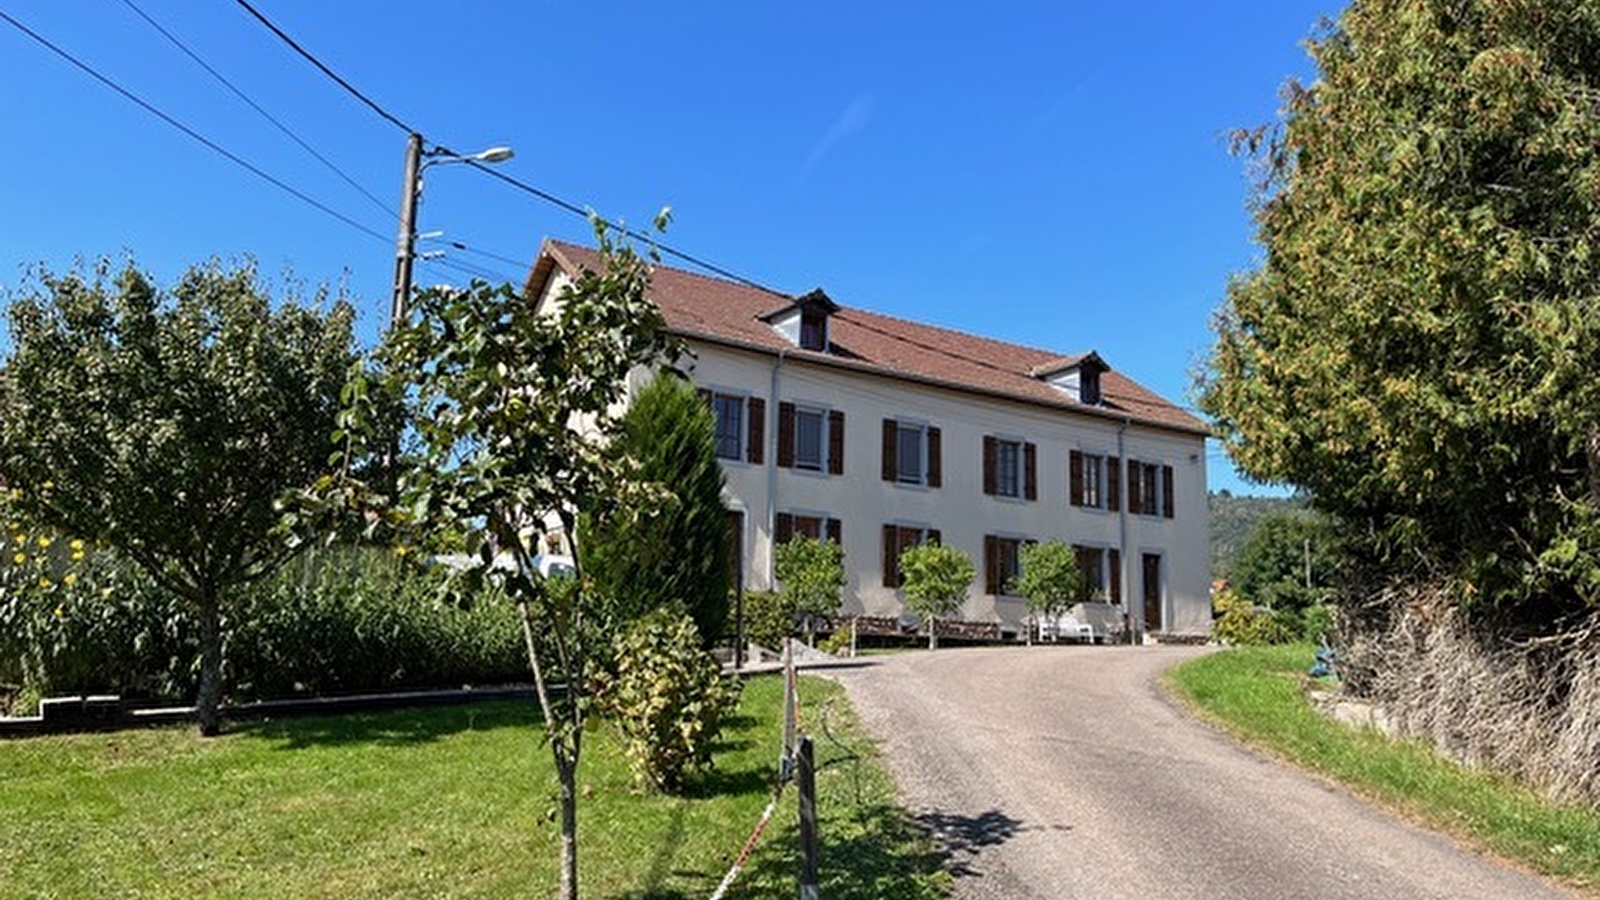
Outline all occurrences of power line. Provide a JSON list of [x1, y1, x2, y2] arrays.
[[229, 0, 790, 298], [229, 0, 414, 135], [116, 0, 395, 221], [0, 9, 390, 246]]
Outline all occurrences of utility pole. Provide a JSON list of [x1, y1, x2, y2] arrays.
[[390, 132, 423, 328]]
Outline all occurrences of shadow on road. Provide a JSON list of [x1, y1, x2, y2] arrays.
[[910, 807, 1042, 878]]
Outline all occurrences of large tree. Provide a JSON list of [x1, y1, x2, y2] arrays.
[[341, 221, 675, 900], [0, 259, 356, 734], [1201, 0, 1600, 619], [578, 372, 730, 643]]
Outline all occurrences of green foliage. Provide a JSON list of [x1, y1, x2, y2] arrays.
[[1209, 491, 1306, 580], [1012, 541, 1082, 623], [818, 625, 854, 657], [1201, 1, 1600, 619], [1230, 510, 1342, 613], [0, 259, 357, 734], [579, 373, 730, 643], [594, 607, 740, 794], [1211, 588, 1297, 646], [741, 590, 795, 651], [774, 535, 846, 642], [1300, 603, 1336, 644], [898, 543, 974, 649], [336, 220, 678, 900], [0, 533, 525, 712]]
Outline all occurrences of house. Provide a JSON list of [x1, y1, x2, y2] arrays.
[[526, 240, 1212, 640]]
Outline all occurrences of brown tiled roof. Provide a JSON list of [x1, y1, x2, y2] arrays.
[[529, 240, 1209, 436]]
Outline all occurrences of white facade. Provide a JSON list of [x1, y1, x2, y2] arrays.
[[682, 341, 1211, 637], [531, 242, 1212, 638]]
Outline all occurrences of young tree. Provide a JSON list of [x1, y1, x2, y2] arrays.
[[578, 373, 730, 643], [773, 534, 846, 646], [347, 221, 675, 900], [1013, 541, 1081, 645], [898, 542, 974, 649], [0, 259, 355, 735], [1201, 0, 1600, 620]]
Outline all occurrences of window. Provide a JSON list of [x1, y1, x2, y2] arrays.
[[984, 535, 1028, 596], [778, 403, 844, 474], [706, 391, 765, 464], [1126, 460, 1175, 519], [1069, 450, 1110, 510], [882, 419, 942, 488], [713, 394, 743, 460], [1074, 545, 1122, 603], [983, 435, 1037, 500], [881, 523, 940, 588], [776, 512, 841, 545], [800, 307, 827, 351]]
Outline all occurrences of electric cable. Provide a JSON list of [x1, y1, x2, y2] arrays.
[[229, 0, 415, 135], [116, 0, 395, 220], [0, 9, 390, 246]]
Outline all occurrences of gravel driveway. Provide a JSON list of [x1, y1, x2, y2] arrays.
[[827, 645, 1577, 900]]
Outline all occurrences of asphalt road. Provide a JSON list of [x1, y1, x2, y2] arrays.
[[827, 645, 1577, 900]]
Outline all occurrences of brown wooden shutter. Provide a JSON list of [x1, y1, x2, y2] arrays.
[[1075, 545, 1092, 599], [1023, 442, 1038, 501], [1109, 548, 1122, 604], [984, 536, 1000, 595], [776, 402, 795, 468], [775, 512, 794, 545], [927, 426, 942, 488], [1069, 450, 1084, 506], [826, 517, 842, 545], [746, 397, 765, 464], [881, 419, 897, 482], [928, 528, 942, 546], [1127, 460, 1142, 514], [828, 410, 844, 475], [1162, 465, 1175, 519], [1107, 457, 1121, 511], [882, 524, 899, 587], [982, 436, 998, 495]]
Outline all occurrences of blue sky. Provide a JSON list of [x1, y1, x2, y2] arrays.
[[0, 1, 1338, 496]]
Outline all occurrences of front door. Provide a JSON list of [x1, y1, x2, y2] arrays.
[[1142, 553, 1163, 632]]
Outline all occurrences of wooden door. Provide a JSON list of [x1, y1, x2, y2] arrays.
[[1142, 553, 1163, 632]]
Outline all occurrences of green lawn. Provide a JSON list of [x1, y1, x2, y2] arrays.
[[1166, 645, 1600, 897], [0, 675, 945, 900]]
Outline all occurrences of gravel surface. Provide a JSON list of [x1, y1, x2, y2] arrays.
[[827, 645, 1577, 900]]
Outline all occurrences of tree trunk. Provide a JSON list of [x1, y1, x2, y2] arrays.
[[196, 597, 223, 737], [557, 756, 578, 900]]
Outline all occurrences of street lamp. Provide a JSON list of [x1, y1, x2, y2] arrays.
[[389, 133, 515, 327]]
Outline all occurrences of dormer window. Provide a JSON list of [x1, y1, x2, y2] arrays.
[[800, 306, 827, 351], [1032, 352, 1109, 406], [763, 288, 839, 352]]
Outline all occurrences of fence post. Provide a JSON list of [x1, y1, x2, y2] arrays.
[[798, 735, 819, 900]]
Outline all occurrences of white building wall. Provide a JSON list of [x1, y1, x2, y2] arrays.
[[684, 341, 1211, 637]]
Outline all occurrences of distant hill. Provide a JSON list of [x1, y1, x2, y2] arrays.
[[1209, 491, 1305, 581]]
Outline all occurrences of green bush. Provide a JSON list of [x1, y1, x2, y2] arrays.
[[1299, 603, 1335, 644], [1212, 589, 1298, 646], [1, 536, 527, 710], [818, 626, 853, 657], [594, 607, 741, 793], [740, 590, 795, 651]]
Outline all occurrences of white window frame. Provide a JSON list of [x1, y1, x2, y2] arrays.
[[1081, 452, 1105, 509], [994, 436, 1024, 499], [794, 404, 827, 473], [711, 392, 746, 461], [896, 420, 929, 487]]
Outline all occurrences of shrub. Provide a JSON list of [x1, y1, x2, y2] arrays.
[[773, 536, 845, 645], [818, 626, 853, 657], [595, 607, 741, 793], [741, 590, 795, 652], [1211, 588, 1297, 646]]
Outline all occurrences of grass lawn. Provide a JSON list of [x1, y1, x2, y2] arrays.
[[1165, 644, 1600, 896], [0, 675, 946, 900]]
